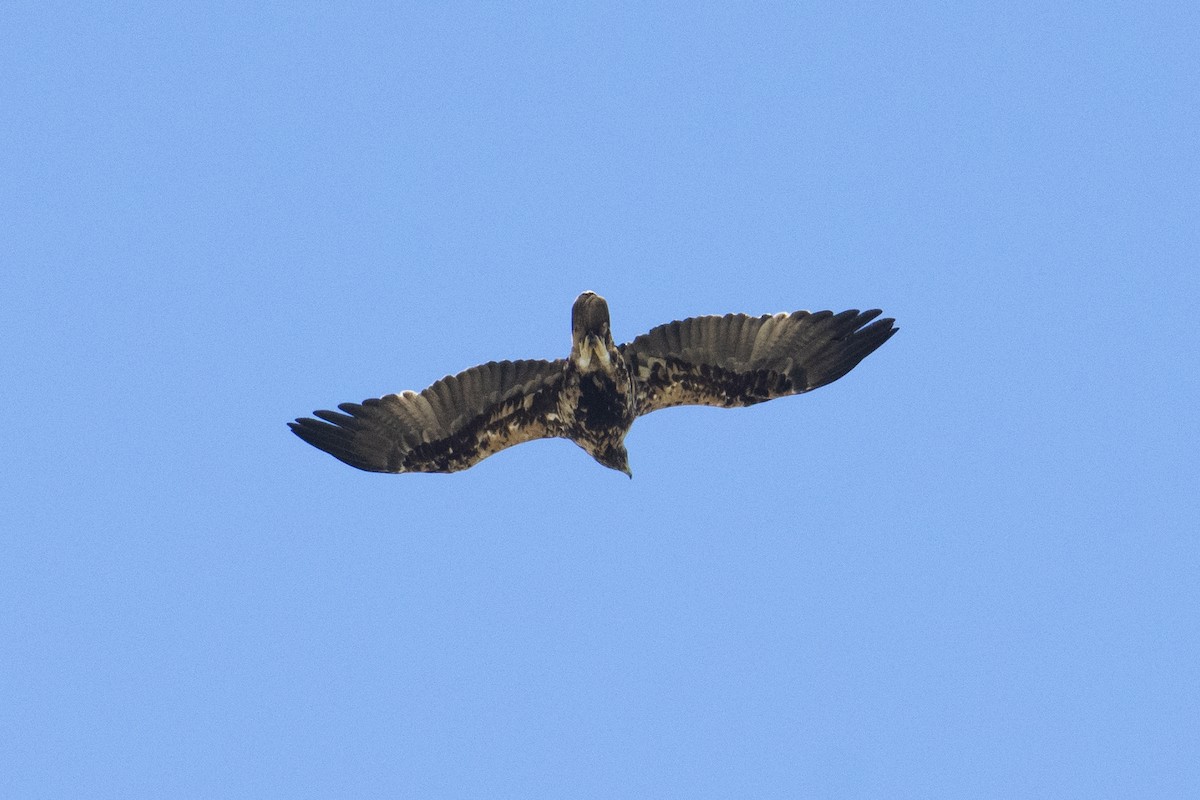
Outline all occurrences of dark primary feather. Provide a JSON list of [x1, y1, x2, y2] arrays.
[[289, 359, 565, 473], [619, 309, 896, 416]]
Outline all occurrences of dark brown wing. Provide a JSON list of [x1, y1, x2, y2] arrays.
[[619, 309, 896, 417], [289, 359, 566, 473]]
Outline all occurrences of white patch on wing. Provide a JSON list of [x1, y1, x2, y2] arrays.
[[636, 356, 665, 380]]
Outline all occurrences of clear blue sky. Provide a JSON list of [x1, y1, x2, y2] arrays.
[[3, 3, 1197, 797]]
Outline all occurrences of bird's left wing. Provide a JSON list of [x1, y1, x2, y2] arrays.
[[619, 309, 896, 417], [289, 359, 567, 473]]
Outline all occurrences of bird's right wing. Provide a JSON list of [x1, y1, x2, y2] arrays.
[[289, 359, 567, 473], [619, 309, 896, 417]]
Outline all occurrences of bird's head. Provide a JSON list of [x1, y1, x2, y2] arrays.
[[570, 291, 617, 372], [592, 441, 633, 478]]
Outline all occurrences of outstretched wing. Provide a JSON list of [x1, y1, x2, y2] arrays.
[[619, 309, 896, 417], [289, 359, 567, 473]]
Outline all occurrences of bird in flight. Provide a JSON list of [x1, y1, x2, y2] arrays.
[[289, 292, 896, 477]]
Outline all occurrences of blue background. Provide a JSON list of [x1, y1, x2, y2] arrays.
[[4, 3, 1196, 797]]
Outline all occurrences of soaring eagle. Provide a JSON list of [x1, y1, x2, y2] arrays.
[[289, 292, 896, 477]]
